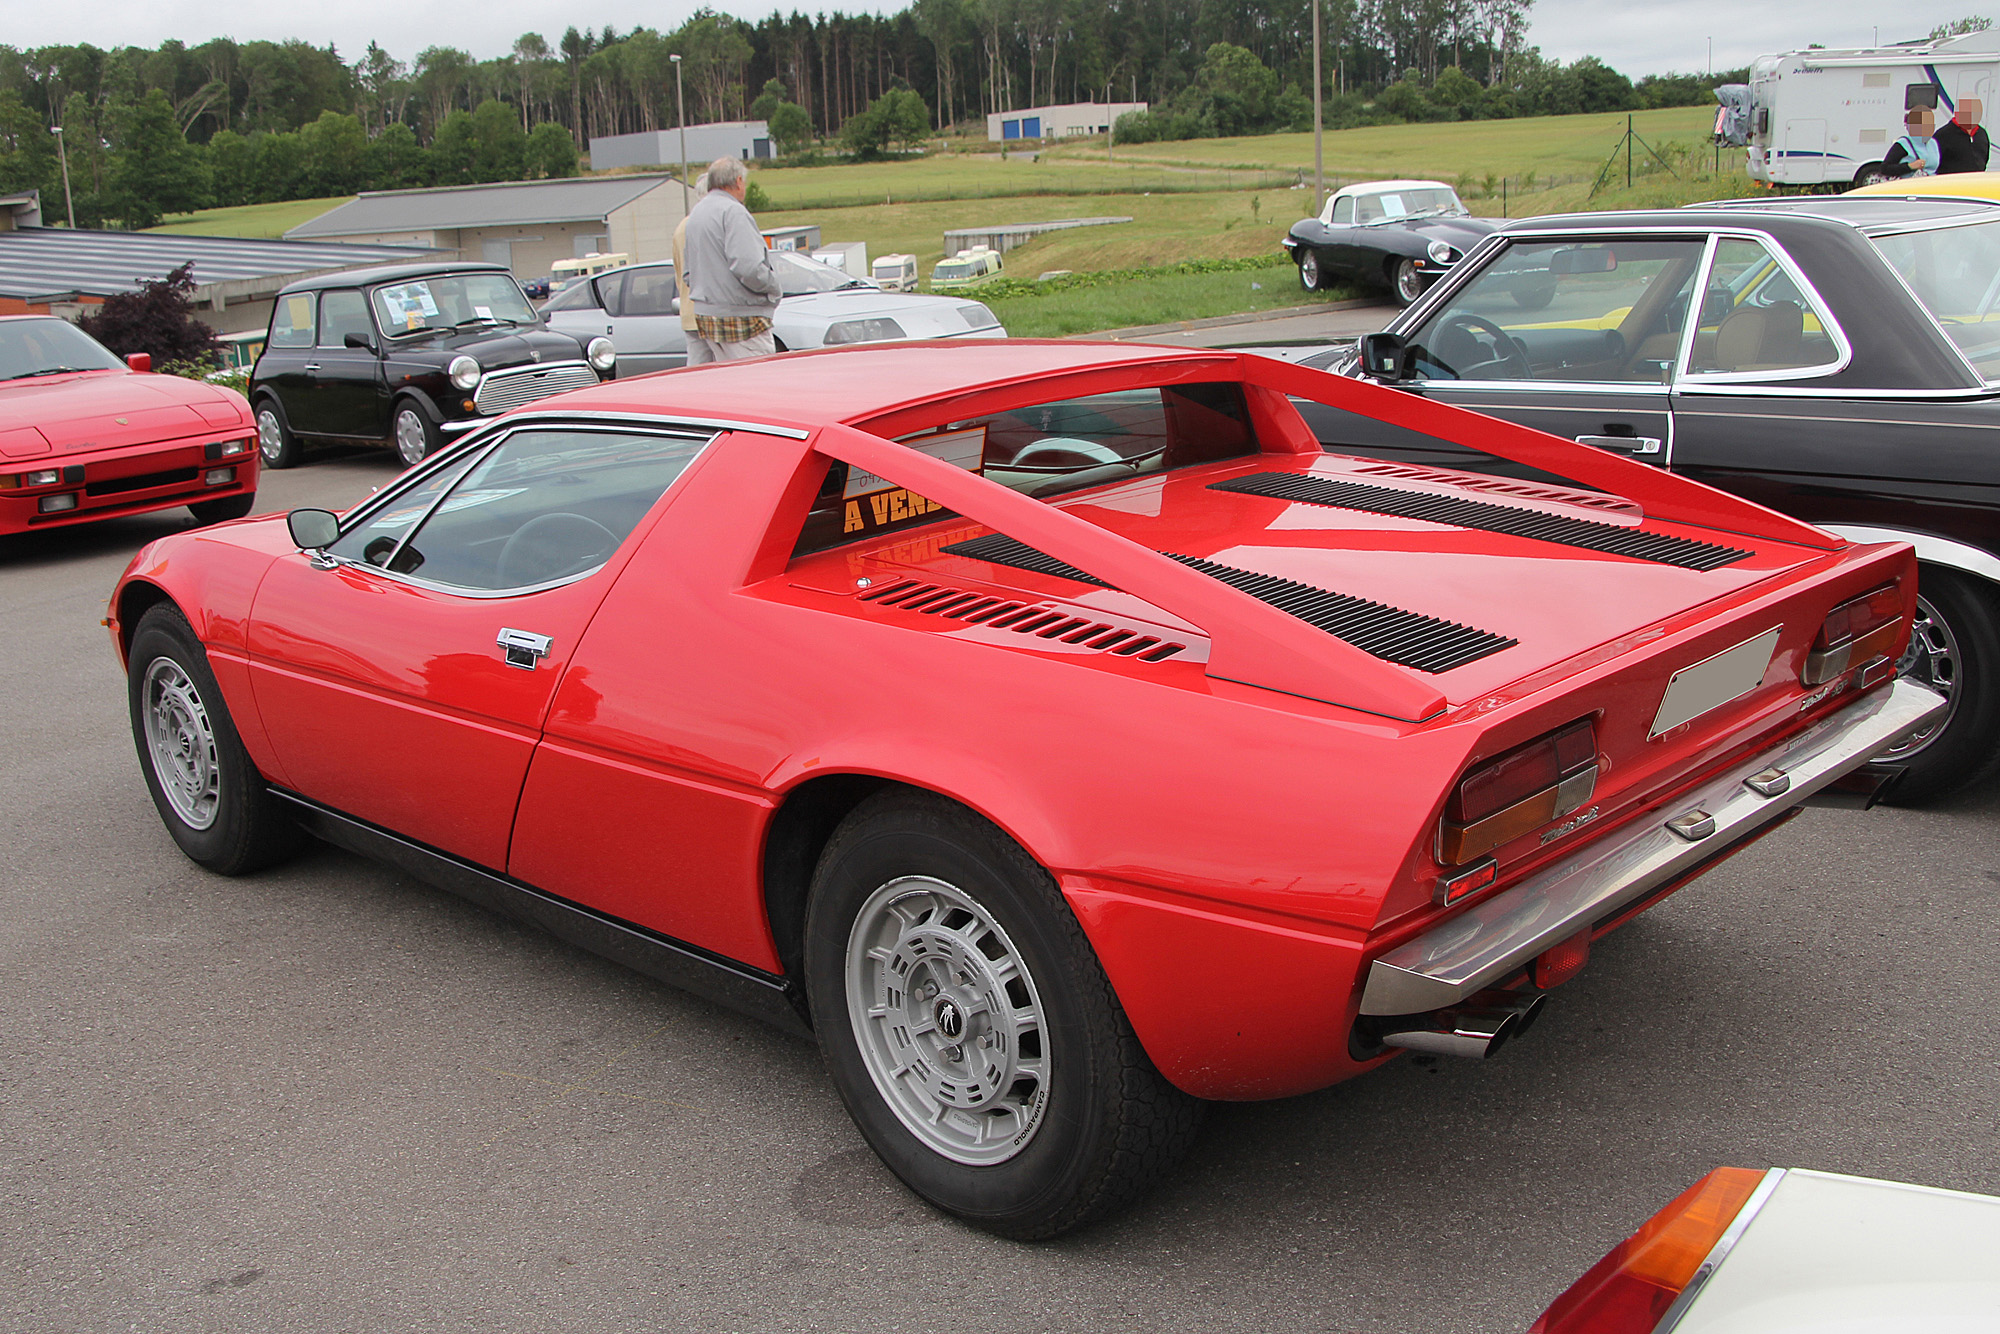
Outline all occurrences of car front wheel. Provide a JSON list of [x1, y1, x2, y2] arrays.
[[1299, 249, 1323, 291], [1879, 568, 2000, 804], [255, 398, 299, 470], [127, 603, 306, 874], [1391, 257, 1425, 306], [393, 396, 443, 468], [804, 790, 1202, 1240]]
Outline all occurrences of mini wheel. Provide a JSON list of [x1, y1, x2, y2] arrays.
[[804, 790, 1202, 1239], [255, 397, 300, 470], [127, 604, 306, 874], [393, 396, 444, 468]]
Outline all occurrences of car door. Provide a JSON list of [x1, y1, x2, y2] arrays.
[[245, 424, 715, 869], [303, 288, 383, 438], [601, 265, 688, 374], [1309, 235, 1706, 482], [256, 290, 316, 428]]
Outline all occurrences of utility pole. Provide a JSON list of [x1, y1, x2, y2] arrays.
[[1312, 0, 1324, 214], [50, 124, 74, 229], [670, 53, 689, 212]]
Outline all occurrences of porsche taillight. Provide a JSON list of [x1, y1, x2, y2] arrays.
[[1529, 1168, 1770, 1334], [1440, 719, 1597, 866], [1802, 583, 1903, 686]]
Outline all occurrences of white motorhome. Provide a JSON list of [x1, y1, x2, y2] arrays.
[[1732, 30, 2000, 186]]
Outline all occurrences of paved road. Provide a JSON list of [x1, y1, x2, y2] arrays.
[[5, 450, 1998, 1333]]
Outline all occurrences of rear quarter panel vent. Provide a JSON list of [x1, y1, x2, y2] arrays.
[[856, 578, 1198, 663]]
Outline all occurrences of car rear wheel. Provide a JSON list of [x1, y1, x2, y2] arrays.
[[803, 790, 1203, 1240], [1879, 568, 2000, 805], [1299, 249, 1324, 291], [1391, 257, 1425, 306], [255, 398, 300, 470], [393, 396, 443, 468], [1852, 162, 1893, 188], [127, 604, 306, 875], [188, 494, 255, 525]]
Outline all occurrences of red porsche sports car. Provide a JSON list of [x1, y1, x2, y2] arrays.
[[109, 342, 1940, 1238], [1, 316, 257, 534]]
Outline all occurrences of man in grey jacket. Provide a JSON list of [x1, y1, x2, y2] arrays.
[[683, 156, 781, 361]]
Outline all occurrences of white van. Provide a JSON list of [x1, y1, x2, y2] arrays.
[[1732, 30, 2000, 186], [929, 247, 1004, 291], [871, 253, 918, 292]]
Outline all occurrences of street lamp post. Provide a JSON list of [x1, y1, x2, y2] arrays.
[[50, 124, 74, 229], [669, 54, 688, 212]]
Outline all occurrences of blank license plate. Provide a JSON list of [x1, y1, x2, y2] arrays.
[[1650, 626, 1782, 738]]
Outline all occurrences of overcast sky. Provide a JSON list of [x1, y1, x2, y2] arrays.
[[7, 0, 1987, 80]]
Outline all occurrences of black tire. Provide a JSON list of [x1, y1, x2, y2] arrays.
[[803, 790, 1203, 1240], [1298, 248, 1324, 291], [188, 493, 255, 525], [127, 604, 306, 875], [392, 394, 444, 468], [254, 396, 300, 470], [1390, 256, 1425, 306], [1881, 567, 2000, 805], [1852, 162, 1893, 188]]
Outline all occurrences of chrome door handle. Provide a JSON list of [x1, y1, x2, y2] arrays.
[[303, 363, 321, 373], [497, 627, 553, 669], [1576, 434, 1662, 456]]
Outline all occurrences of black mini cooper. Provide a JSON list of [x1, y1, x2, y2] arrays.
[[250, 262, 616, 469]]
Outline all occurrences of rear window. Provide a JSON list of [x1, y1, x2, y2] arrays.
[[793, 382, 1257, 557]]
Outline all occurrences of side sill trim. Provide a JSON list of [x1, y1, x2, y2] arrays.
[[268, 788, 812, 1037]]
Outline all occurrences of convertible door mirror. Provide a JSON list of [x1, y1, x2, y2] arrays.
[[1358, 332, 1414, 381], [343, 332, 376, 352], [287, 508, 340, 551]]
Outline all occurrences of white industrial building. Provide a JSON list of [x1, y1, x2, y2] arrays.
[[986, 102, 1147, 141], [590, 122, 774, 171]]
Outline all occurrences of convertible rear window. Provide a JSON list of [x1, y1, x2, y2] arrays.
[[792, 382, 1257, 557], [1869, 218, 2000, 379]]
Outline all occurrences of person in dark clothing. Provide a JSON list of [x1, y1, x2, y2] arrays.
[[1936, 98, 1991, 173], [1884, 106, 1940, 177]]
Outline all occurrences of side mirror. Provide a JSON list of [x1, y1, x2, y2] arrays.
[[1358, 332, 1413, 381], [287, 508, 340, 551], [126, 352, 152, 372], [343, 332, 376, 352]]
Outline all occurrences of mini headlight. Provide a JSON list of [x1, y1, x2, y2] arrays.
[[587, 336, 616, 372], [448, 355, 481, 391], [1427, 239, 1455, 265]]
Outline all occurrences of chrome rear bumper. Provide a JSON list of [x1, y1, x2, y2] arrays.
[[1358, 679, 1947, 1016]]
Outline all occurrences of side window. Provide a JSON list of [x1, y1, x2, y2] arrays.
[[356, 429, 708, 592], [1331, 196, 1355, 224], [606, 266, 678, 316], [1907, 83, 1940, 111], [1407, 238, 1706, 383], [327, 450, 481, 569], [318, 290, 373, 348], [1685, 238, 1843, 377], [541, 278, 601, 313], [269, 292, 316, 348]]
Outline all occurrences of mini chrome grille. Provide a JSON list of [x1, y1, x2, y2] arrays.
[[473, 361, 599, 414]]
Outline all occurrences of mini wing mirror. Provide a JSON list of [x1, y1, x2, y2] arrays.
[[125, 352, 152, 372], [1358, 332, 1414, 381], [1549, 247, 1616, 276], [287, 508, 340, 552], [343, 332, 376, 351]]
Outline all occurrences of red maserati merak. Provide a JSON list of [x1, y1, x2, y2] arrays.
[[109, 342, 1941, 1237], [0, 316, 257, 535]]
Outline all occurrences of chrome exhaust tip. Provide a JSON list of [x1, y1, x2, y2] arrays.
[[1373, 994, 1548, 1061]]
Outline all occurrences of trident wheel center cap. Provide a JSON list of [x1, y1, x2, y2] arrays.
[[932, 995, 966, 1042]]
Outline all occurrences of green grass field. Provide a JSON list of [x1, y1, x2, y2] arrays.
[[147, 196, 354, 238], [751, 153, 1292, 209]]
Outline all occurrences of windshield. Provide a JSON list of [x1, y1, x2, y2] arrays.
[[371, 273, 539, 337], [1355, 187, 1465, 223], [774, 250, 872, 296], [1869, 219, 2000, 379], [0, 318, 124, 380]]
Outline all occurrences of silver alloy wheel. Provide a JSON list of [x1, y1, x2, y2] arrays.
[[1394, 258, 1425, 304], [1877, 592, 1961, 761], [256, 406, 285, 464], [844, 875, 1051, 1166], [141, 656, 221, 830], [1299, 250, 1320, 290], [394, 407, 429, 466]]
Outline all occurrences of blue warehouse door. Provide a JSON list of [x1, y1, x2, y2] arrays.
[[1002, 119, 1020, 139], [1023, 116, 1041, 137]]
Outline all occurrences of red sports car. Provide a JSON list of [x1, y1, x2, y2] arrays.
[[109, 342, 1940, 1238], [0, 316, 257, 534]]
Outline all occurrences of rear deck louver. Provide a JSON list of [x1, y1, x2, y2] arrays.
[[856, 579, 1188, 663], [1209, 472, 1751, 571], [939, 532, 1515, 674]]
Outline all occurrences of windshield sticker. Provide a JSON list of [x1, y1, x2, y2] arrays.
[[843, 487, 948, 534], [1379, 193, 1404, 215], [285, 295, 313, 332], [473, 305, 493, 320], [378, 282, 439, 328]]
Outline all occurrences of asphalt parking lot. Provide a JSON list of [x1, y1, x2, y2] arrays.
[[5, 448, 1998, 1334]]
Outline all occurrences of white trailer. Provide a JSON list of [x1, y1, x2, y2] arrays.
[[1734, 30, 2000, 186]]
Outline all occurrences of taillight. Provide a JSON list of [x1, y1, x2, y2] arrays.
[[1803, 583, 1902, 686], [1441, 719, 1597, 865], [1529, 1167, 1769, 1334]]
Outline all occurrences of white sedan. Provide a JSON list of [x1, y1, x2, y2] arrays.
[[542, 250, 1006, 374]]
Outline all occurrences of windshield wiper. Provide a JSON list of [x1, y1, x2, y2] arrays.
[[450, 317, 521, 330], [4, 366, 92, 380]]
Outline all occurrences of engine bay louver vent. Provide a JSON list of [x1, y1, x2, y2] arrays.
[[938, 531, 1514, 674], [856, 579, 1188, 662], [1343, 461, 1640, 516], [1209, 472, 1751, 571]]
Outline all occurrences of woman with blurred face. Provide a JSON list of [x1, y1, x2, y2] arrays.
[[1885, 106, 1942, 177]]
